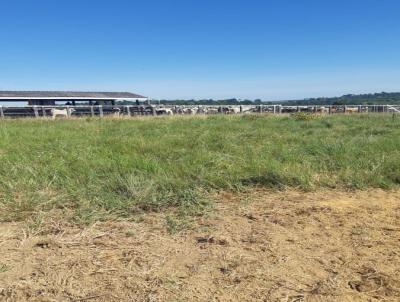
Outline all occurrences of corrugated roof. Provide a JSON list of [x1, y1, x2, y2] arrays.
[[0, 91, 146, 98]]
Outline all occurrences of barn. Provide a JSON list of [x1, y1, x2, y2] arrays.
[[0, 91, 148, 106]]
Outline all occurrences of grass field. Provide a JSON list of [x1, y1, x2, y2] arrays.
[[1, 114, 400, 222], [2, 114, 400, 301]]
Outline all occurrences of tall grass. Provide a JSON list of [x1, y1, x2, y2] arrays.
[[1, 114, 399, 222]]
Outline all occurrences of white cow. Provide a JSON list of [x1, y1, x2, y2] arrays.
[[345, 107, 359, 113], [206, 107, 219, 114], [229, 106, 241, 114], [183, 107, 197, 115], [51, 108, 75, 119]]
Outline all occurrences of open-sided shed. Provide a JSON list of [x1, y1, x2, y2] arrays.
[[0, 91, 147, 106]]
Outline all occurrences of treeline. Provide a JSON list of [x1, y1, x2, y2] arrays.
[[280, 92, 400, 105], [117, 92, 400, 106]]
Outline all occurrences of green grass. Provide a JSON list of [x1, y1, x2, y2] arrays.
[[1, 114, 400, 222]]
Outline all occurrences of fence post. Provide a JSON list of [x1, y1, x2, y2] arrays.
[[151, 106, 156, 116], [358, 105, 362, 113], [328, 106, 332, 115], [273, 105, 276, 114], [33, 106, 39, 118], [0, 106, 4, 118], [90, 106, 94, 117], [41, 106, 46, 117], [343, 106, 347, 113], [126, 106, 131, 117], [99, 105, 103, 118]]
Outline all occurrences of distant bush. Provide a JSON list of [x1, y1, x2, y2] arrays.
[[292, 112, 319, 121]]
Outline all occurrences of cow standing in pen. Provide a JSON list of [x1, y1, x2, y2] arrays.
[[51, 108, 75, 119]]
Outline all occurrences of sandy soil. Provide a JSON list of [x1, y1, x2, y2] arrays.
[[1, 189, 400, 302]]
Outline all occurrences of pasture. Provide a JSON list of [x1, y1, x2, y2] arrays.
[[1, 114, 400, 301], [1, 114, 400, 222]]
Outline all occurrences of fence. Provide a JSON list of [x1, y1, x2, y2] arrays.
[[0, 104, 399, 118]]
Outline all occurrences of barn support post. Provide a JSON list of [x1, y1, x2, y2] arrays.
[[41, 106, 46, 117], [297, 106, 300, 112], [278, 105, 282, 114], [0, 106, 4, 118], [66, 106, 71, 118], [343, 106, 347, 114], [273, 105, 276, 114], [33, 106, 39, 118], [126, 106, 131, 117], [151, 106, 157, 116], [328, 106, 332, 115], [90, 106, 95, 117], [99, 105, 104, 118], [358, 105, 362, 113]]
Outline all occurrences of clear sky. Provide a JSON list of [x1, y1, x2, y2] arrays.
[[1, 0, 399, 100]]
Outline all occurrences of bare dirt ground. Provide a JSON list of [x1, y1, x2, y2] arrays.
[[1, 189, 400, 302]]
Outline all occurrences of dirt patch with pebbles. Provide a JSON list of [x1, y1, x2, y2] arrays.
[[1, 189, 400, 301]]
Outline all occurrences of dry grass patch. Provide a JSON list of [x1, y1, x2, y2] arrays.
[[1, 189, 400, 301]]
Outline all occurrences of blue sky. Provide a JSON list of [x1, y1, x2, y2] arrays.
[[0, 0, 399, 100]]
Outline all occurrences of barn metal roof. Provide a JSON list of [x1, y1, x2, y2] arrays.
[[0, 91, 146, 99]]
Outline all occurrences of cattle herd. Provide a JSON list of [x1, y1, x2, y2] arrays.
[[0, 104, 398, 118]]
